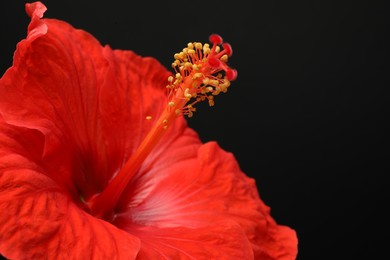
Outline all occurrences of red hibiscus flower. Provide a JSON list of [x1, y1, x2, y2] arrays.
[[0, 2, 298, 259]]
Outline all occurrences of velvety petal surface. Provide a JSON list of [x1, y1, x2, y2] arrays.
[[116, 142, 298, 259], [123, 223, 254, 259], [0, 121, 141, 259]]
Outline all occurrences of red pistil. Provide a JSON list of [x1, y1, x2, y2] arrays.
[[209, 33, 223, 44], [88, 34, 237, 220], [222, 43, 233, 56]]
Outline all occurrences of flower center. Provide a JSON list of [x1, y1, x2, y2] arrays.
[[87, 34, 237, 220]]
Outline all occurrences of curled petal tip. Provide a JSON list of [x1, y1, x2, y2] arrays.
[[25, 1, 47, 19]]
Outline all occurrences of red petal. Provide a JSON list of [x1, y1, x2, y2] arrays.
[[120, 223, 254, 259], [116, 142, 298, 259], [0, 2, 173, 199], [0, 122, 141, 259]]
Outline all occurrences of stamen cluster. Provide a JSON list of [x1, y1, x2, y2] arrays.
[[166, 34, 237, 117]]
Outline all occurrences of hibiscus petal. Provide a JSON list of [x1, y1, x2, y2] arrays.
[[117, 141, 298, 259], [0, 122, 141, 259], [0, 2, 173, 199], [119, 223, 254, 259]]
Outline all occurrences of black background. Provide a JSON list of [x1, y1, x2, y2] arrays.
[[0, 0, 388, 259]]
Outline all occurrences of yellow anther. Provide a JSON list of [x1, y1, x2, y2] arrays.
[[206, 86, 213, 92], [187, 42, 194, 49], [195, 42, 202, 50], [146, 115, 152, 120], [215, 46, 221, 53], [208, 96, 215, 106], [188, 49, 196, 54], [219, 82, 229, 92], [209, 79, 220, 86], [192, 64, 199, 70], [213, 87, 221, 95], [186, 105, 196, 118], [168, 76, 174, 82], [175, 109, 181, 115], [168, 101, 175, 107], [184, 62, 192, 68], [219, 79, 231, 89], [184, 88, 192, 99], [174, 53, 181, 60], [220, 54, 228, 62], [203, 45, 211, 54], [192, 72, 203, 80], [175, 73, 182, 79]]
